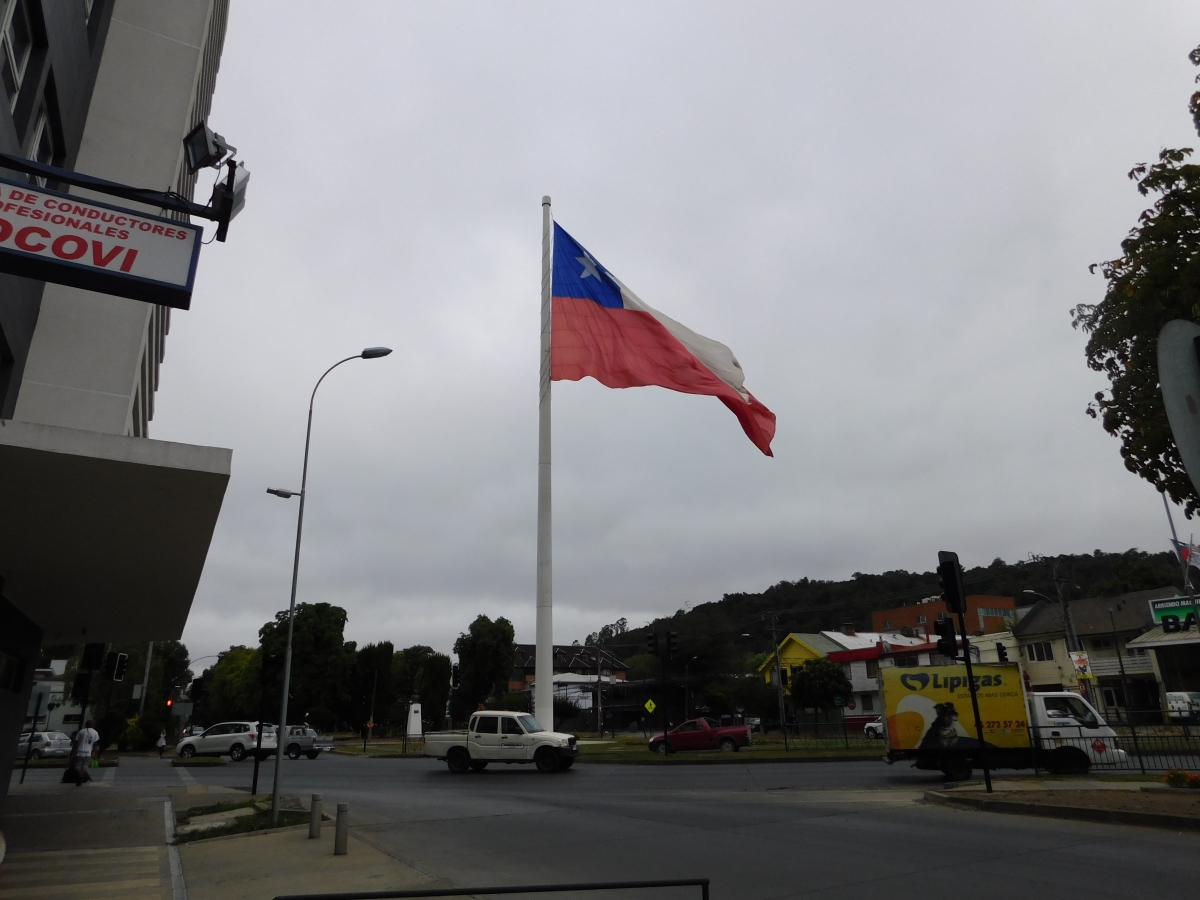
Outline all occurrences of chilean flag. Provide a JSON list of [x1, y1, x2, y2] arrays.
[[551, 224, 776, 456]]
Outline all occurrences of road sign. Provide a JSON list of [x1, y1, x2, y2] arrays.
[[644, 699, 656, 714]]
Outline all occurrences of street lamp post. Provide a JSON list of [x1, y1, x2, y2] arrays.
[[267, 347, 391, 826]]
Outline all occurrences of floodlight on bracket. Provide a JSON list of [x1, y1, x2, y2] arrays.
[[0, 119, 250, 243]]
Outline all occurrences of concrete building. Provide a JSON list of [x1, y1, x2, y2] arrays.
[[1012, 587, 1170, 722], [0, 0, 232, 795], [871, 594, 1021, 638], [758, 628, 930, 728]]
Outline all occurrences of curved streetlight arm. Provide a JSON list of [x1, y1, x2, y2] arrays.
[[270, 353, 375, 825]]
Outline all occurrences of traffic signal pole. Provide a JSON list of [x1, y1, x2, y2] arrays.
[[939, 551, 992, 793]]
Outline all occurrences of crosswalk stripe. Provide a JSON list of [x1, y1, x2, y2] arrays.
[[0, 866, 161, 884]]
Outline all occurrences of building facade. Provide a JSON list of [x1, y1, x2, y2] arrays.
[[0, 0, 232, 796], [871, 594, 1020, 637]]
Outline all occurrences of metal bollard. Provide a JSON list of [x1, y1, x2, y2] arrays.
[[309, 793, 322, 839], [334, 802, 349, 855]]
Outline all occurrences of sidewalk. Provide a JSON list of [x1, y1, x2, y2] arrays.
[[926, 776, 1200, 830], [2, 756, 431, 900], [179, 823, 429, 900]]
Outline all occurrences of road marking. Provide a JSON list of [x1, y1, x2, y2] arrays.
[[0, 848, 168, 900]]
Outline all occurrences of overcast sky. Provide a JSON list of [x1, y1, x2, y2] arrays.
[[155, 1, 1200, 669]]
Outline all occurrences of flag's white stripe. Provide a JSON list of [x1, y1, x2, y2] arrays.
[[614, 279, 751, 402]]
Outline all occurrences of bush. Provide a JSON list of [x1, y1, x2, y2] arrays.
[[1188, 773, 1200, 790], [1164, 768, 1189, 788]]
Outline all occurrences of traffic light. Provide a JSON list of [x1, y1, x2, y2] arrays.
[[646, 633, 659, 656], [70, 672, 92, 704], [80, 643, 105, 671], [934, 616, 958, 659], [103, 652, 129, 682], [166, 698, 174, 713], [450, 663, 460, 689], [937, 550, 966, 616], [996, 643, 1009, 663], [667, 632, 679, 659]]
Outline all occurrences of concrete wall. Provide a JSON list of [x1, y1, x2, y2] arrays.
[[0, 0, 114, 417], [12, 0, 227, 435], [0, 593, 43, 792]]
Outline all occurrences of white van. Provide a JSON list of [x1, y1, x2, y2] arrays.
[[1166, 691, 1200, 722]]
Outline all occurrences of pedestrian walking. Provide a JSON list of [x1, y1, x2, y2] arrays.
[[66, 719, 99, 786], [157, 729, 167, 758]]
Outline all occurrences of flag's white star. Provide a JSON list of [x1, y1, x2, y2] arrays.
[[576, 254, 603, 282]]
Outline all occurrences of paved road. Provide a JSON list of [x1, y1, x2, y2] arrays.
[[10, 756, 1199, 899]]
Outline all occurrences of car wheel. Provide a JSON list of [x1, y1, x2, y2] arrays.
[[1046, 747, 1090, 775], [229, 743, 246, 762], [305, 751, 320, 760], [469, 760, 489, 771], [179, 745, 196, 758], [560, 758, 575, 770], [719, 738, 737, 752], [446, 748, 471, 774], [286, 744, 302, 760], [534, 747, 561, 773]]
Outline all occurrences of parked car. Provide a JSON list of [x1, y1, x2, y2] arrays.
[[175, 722, 276, 761], [863, 717, 885, 739], [1166, 691, 1200, 722], [648, 717, 752, 754], [424, 711, 578, 773], [16, 731, 72, 759], [278, 726, 336, 759]]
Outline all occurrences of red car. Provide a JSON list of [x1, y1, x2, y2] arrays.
[[648, 717, 752, 754]]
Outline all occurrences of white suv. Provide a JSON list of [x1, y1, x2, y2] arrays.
[[17, 731, 72, 759], [176, 722, 276, 761]]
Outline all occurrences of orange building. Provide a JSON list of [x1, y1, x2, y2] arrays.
[[871, 594, 1016, 637]]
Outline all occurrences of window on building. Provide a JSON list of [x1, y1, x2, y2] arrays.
[[1126, 647, 1148, 657], [895, 656, 919, 668], [976, 607, 1011, 619], [936, 612, 951, 622], [865, 660, 879, 677], [1090, 638, 1114, 651], [1102, 686, 1126, 708], [883, 620, 893, 629], [861, 693, 874, 712], [1026, 641, 1054, 662], [1, 0, 33, 111], [780, 667, 788, 686], [916, 615, 927, 625]]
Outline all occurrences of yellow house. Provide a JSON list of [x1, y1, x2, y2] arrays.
[[757, 633, 845, 689]]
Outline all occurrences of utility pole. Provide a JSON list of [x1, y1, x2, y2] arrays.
[[595, 645, 604, 737], [766, 613, 789, 752], [138, 642, 154, 715]]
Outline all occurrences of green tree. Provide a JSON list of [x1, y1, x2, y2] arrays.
[[259, 602, 356, 731], [392, 645, 451, 730], [789, 658, 852, 722], [451, 615, 515, 721], [1072, 44, 1200, 515], [348, 642, 394, 734], [194, 646, 258, 723]]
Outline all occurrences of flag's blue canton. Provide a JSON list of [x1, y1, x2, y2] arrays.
[[551, 223, 624, 309]]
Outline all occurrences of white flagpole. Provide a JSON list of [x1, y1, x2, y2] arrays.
[[535, 195, 554, 727]]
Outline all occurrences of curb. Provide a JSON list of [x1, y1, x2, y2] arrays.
[[923, 791, 1200, 831], [173, 820, 312, 846]]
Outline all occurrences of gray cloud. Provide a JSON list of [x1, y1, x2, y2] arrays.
[[153, 1, 1200, 665]]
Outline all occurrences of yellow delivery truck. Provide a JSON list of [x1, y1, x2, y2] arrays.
[[881, 664, 1127, 780]]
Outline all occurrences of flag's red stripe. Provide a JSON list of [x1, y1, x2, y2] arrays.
[[551, 295, 776, 455]]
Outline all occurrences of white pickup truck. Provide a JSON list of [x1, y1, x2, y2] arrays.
[[423, 711, 578, 773]]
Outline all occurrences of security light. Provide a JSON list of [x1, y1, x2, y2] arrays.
[[183, 121, 235, 172], [361, 347, 393, 359], [267, 488, 299, 499]]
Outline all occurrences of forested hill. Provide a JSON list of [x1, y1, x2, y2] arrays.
[[600, 550, 1187, 679]]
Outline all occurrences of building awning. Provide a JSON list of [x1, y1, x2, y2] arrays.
[[1126, 625, 1200, 650], [0, 419, 230, 643]]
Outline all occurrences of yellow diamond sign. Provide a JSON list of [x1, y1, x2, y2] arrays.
[[644, 699, 656, 714]]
